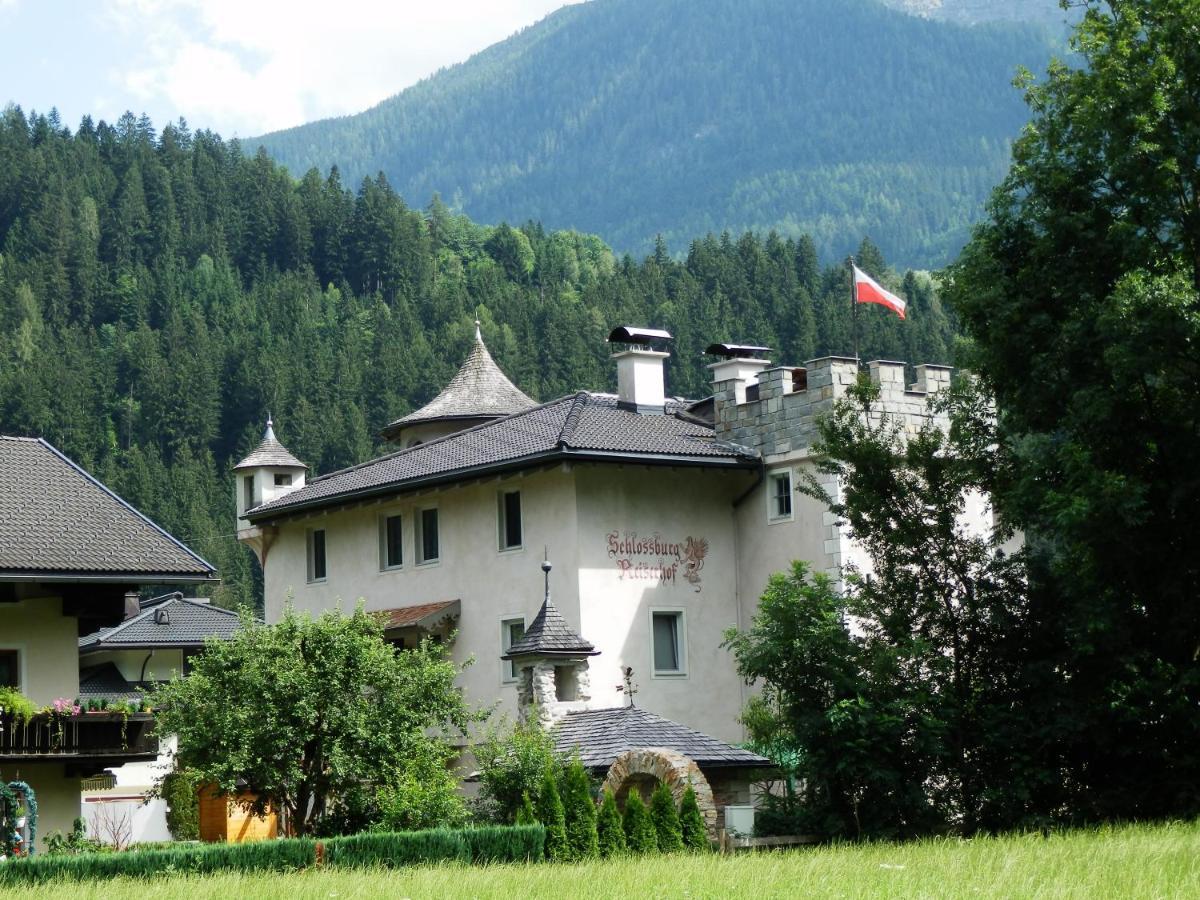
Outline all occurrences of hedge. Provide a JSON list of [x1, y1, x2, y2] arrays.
[[0, 825, 545, 884]]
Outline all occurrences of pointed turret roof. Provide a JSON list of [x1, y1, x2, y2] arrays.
[[382, 323, 536, 439], [502, 560, 598, 659], [233, 417, 306, 471]]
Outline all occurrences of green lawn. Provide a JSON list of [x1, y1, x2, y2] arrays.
[[5, 820, 1197, 899]]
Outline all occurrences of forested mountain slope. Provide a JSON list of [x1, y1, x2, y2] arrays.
[[254, 0, 1054, 268], [0, 108, 954, 607]]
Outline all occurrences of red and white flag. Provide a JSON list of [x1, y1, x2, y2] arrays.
[[853, 264, 906, 319]]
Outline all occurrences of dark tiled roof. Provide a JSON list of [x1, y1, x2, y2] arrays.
[[503, 596, 596, 659], [249, 393, 756, 520], [376, 599, 460, 630], [78, 662, 147, 702], [0, 437, 217, 580], [233, 419, 306, 471], [382, 328, 536, 436], [79, 596, 243, 652], [554, 706, 774, 770]]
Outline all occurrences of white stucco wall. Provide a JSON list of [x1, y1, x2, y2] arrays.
[[0, 763, 80, 854], [0, 595, 81, 704], [84, 648, 186, 685]]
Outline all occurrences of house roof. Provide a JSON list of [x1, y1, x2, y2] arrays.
[[233, 418, 306, 471], [78, 662, 148, 702], [0, 437, 217, 582], [381, 325, 536, 439], [79, 595, 243, 652], [553, 706, 774, 770], [248, 392, 757, 521], [376, 599, 461, 631]]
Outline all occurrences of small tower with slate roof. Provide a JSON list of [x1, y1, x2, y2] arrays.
[[502, 558, 599, 727], [233, 416, 307, 535]]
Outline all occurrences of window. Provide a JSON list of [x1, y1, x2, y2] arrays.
[[274, 472, 292, 487], [0, 649, 18, 688], [498, 490, 522, 551], [242, 475, 255, 511], [650, 609, 686, 676], [306, 528, 327, 582], [500, 617, 525, 682], [417, 507, 439, 564], [768, 469, 793, 521], [379, 513, 403, 570]]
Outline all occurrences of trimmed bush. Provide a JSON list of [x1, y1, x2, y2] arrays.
[[561, 758, 599, 860], [622, 791, 657, 853], [323, 829, 468, 868], [596, 789, 626, 858], [0, 838, 316, 884], [679, 785, 708, 851], [161, 767, 200, 841], [461, 824, 545, 863], [650, 782, 685, 852], [536, 767, 569, 861]]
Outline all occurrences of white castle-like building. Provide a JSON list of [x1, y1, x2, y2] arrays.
[[234, 324, 973, 822]]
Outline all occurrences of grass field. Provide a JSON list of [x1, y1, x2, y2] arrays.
[[3, 820, 1197, 899]]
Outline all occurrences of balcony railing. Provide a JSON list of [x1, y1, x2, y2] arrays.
[[0, 711, 158, 761]]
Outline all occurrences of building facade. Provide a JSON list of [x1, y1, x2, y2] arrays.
[[239, 328, 974, 748], [0, 437, 215, 851]]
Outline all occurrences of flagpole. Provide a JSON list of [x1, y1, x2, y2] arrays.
[[848, 255, 859, 366]]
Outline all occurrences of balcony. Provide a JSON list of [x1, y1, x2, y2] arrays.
[[0, 712, 158, 766]]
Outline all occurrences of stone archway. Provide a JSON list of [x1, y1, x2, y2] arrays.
[[601, 747, 718, 837]]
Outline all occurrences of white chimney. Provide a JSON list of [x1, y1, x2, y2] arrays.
[[608, 326, 672, 411], [708, 357, 771, 404]]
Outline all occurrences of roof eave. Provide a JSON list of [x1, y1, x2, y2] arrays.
[[0, 571, 218, 584], [247, 449, 757, 524]]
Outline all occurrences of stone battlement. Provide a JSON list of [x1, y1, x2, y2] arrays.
[[712, 356, 953, 459]]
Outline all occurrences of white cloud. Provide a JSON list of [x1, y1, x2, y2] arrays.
[[103, 0, 585, 135]]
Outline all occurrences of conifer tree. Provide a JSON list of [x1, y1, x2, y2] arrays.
[[516, 790, 537, 826], [621, 790, 657, 854], [537, 766, 569, 861], [678, 785, 708, 851], [561, 757, 599, 859], [596, 789, 626, 857], [649, 782, 684, 852]]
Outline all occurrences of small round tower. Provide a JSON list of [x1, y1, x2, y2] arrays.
[[233, 416, 307, 534]]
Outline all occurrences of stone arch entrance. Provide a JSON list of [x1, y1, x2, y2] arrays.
[[601, 747, 718, 837]]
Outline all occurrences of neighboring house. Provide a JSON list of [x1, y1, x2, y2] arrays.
[[235, 324, 978, 822], [0, 438, 215, 851], [77, 594, 242, 843]]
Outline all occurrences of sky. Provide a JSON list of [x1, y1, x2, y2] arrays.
[[0, 0, 584, 138]]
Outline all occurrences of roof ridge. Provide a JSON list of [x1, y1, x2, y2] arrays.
[[35, 439, 216, 577], [557, 391, 592, 448]]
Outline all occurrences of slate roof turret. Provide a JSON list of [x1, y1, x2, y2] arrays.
[[381, 323, 536, 440], [233, 417, 306, 471], [502, 560, 598, 659]]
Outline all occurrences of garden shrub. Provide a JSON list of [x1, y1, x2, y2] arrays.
[[561, 758, 598, 860], [474, 717, 565, 823], [461, 824, 545, 863], [161, 768, 200, 841], [650, 782, 684, 852], [622, 791, 657, 853], [596, 790, 626, 857], [515, 790, 537, 826], [536, 767, 569, 861], [323, 828, 469, 868], [679, 786, 708, 851]]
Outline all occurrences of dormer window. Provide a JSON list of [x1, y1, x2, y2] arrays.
[[274, 473, 292, 487]]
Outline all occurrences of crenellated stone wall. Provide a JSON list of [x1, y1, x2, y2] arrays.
[[713, 356, 953, 459]]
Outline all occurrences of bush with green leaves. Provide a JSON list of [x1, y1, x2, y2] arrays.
[[537, 766, 569, 861], [461, 824, 545, 864], [679, 786, 708, 851], [622, 790, 657, 853], [372, 744, 468, 832], [560, 756, 598, 860], [152, 605, 482, 836], [322, 829, 467, 867], [515, 790, 538, 826], [473, 716, 565, 823], [160, 768, 200, 841], [649, 782, 684, 852], [596, 789, 626, 857]]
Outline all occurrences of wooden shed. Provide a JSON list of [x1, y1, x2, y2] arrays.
[[197, 785, 278, 843]]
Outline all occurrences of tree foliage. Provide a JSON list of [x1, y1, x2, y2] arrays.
[[536, 767, 569, 861], [561, 757, 599, 860], [726, 379, 1034, 838], [151, 605, 479, 836], [649, 783, 684, 852], [678, 786, 708, 851], [596, 790, 626, 857], [621, 791, 657, 854], [947, 0, 1200, 819], [473, 717, 565, 824]]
